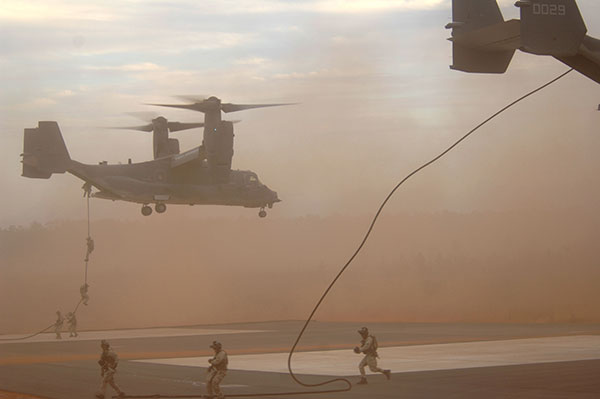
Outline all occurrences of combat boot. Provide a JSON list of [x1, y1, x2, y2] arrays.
[[357, 377, 368, 385], [383, 369, 391, 380]]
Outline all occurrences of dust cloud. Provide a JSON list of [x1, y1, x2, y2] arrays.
[[1, 210, 599, 334], [1, 3, 600, 336]]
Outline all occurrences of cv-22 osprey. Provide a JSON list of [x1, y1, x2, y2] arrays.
[[446, 0, 600, 84], [21, 96, 288, 217]]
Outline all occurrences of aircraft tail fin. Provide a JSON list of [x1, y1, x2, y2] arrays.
[[517, 0, 587, 56], [22, 121, 71, 179], [447, 0, 519, 73]]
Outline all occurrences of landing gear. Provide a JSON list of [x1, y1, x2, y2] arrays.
[[141, 205, 152, 216], [155, 203, 167, 214], [258, 208, 267, 218]]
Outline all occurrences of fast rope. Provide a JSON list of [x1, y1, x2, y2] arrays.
[[1, 192, 93, 340], [121, 68, 573, 398], [86, 193, 91, 284], [0, 324, 55, 342], [285, 68, 574, 391]]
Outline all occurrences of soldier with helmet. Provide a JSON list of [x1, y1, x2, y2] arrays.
[[80, 283, 90, 306], [66, 312, 77, 337], [85, 236, 95, 262], [96, 340, 125, 399], [206, 340, 228, 399], [353, 327, 391, 385], [54, 311, 64, 339]]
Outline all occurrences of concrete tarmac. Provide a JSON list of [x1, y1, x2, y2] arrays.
[[1, 321, 600, 399]]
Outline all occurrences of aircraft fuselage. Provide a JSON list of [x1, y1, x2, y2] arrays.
[[68, 147, 279, 209]]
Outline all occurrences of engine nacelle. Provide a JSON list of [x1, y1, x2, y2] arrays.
[[206, 120, 234, 183]]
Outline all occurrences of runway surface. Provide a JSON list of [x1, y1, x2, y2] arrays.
[[1, 321, 600, 398]]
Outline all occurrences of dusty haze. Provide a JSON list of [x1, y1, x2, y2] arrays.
[[2, 210, 599, 334], [1, 1, 599, 334]]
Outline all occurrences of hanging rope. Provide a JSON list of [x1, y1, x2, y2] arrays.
[[1, 189, 93, 341], [85, 193, 91, 285], [0, 324, 55, 342], [285, 68, 574, 390], [76, 189, 92, 315]]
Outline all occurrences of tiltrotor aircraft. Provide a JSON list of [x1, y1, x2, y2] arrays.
[[21, 96, 286, 217], [446, 0, 600, 84]]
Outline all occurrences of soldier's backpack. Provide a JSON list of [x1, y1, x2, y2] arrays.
[[371, 335, 378, 351]]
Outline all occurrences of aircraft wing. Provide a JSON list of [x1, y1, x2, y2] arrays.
[[449, 19, 521, 73], [170, 146, 206, 168], [446, 0, 521, 73]]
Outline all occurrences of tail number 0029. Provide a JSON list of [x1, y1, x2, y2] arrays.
[[533, 3, 566, 16]]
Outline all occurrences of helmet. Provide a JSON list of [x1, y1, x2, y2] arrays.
[[210, 341, 222, 350], [100, 340, 109, 349], [357, 327, 369, 336]]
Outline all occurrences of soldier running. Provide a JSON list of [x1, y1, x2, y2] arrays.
[[206, 341, 228, 399], [96, 340, 125, 399], [353, 327, 390, 385], [66, 312, 77, 337], [80, 283, 90, 306], [54, 311, 64, 339]]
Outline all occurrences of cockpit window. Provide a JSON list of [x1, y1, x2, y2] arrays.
[[245, 173, 260, 185]]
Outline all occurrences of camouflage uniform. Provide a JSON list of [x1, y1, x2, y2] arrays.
[[85, 237, 95, 262], [80, 283, 90, 306], [207, 341, 228, 399], [54, 311, 64, 339], [66, 312, 77, 337], [96, 340, 125, 398], [354, 327, 390, 384]]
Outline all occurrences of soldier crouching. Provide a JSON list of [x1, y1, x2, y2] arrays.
[[206, 341, 228, 399]]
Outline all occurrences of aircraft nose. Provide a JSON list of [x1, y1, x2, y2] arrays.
[[265, 186, 280, 203]]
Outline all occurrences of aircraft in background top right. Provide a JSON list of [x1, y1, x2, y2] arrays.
[[445, 0, 600, 84]]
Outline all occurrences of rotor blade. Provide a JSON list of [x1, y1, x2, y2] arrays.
[[221, 103, 296, 113], [173, 95, 207, 104], [145, 103, 201, 111], [107, 124, 154, 132], [167, 122, 205, 132], [125, 111, 158, 122]]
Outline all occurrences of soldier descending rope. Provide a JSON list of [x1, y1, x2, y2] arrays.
[[85, 236, 95, 262], [80, 283, 90, 306]]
